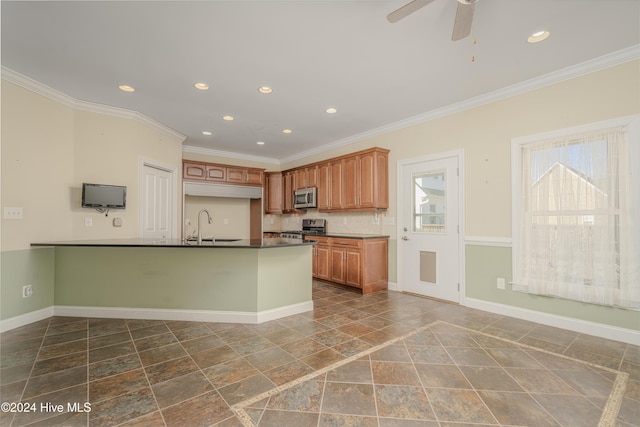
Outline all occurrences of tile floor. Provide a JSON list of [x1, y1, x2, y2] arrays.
[[0, 281, 638, 426]]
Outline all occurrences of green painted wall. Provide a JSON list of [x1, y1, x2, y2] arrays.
[[256, 248, 312, 311], [465, 245, 639, 331], [0, 248, 55, 320], [54, 246, 312, 313]]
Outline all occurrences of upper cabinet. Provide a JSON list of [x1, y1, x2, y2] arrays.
[[264, 172, 283, 214], [317, 147, 389, 212], [183, 161, 264, 187], [262, 147, 389, 214], [294, 166, 318, 190]]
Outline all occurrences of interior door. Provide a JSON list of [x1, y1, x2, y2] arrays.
[[400, 155, 461, 302], [142, 164, 172, 239]]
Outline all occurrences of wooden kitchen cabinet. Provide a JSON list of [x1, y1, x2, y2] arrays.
[[306, 236, 330, 281], [330, 238, 362, 287], [340, 149, 389, 211], [272, 147, 388, 214], [305, 235, 388, 294], [182, 161, 264, 187], [183, 162, 207, 180], [294, 166, 318, 190], [264, 172, 283, 214]]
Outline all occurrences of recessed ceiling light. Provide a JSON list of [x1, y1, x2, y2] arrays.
[[118, 85, 135, 92], [282, 129, 293, 134], [222, 115, 235, 121], [257, 141, 265, 145], [326, 107, 338, 114], [202, 131, 212, 136], [194, 83, 210, 90], [258, 86, 273, 94], [528, 30, 550, 43]]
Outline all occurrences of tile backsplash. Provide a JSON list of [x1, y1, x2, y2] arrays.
[[264, 210, 393, 235]]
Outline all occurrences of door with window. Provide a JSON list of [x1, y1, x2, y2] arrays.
[[142, 164, 172, 239], [400, 154, 461, 302]]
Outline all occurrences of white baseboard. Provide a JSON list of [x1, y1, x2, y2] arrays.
[[0, 301, 314, 332], [0, 307, 55, 333], [465, 297, 640, 345], [387, 281, 399, 292]]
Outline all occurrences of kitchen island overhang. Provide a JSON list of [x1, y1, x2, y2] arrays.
[[31, 238, 316, 324]]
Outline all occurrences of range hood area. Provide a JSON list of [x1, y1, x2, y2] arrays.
[[184, 182, 263, 199]]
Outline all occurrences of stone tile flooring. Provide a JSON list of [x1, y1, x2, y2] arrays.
[[0, 281, 638, 426]]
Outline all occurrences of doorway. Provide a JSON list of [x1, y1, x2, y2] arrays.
[[140, 163, 174, 239], [398, 151, 463, 303]]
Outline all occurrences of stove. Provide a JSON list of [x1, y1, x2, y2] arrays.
[[281, 219, 326, 239]]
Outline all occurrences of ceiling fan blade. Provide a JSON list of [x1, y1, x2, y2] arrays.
[[451, 1, 475, 40], [387, 0, 436, 23]]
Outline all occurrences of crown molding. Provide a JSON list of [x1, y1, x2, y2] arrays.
[[4, 44, 638, 165], [1, 66, 186, 143], [279, 45, 640, 164], [182, 145, 280, 165]]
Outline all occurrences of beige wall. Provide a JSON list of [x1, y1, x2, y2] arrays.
[[184, 195, 251, 239], [281, 60, 640, 240], [1, 81, 75, 252], [1, 80, 184, 251]]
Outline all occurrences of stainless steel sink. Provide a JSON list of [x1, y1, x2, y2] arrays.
[[185, 237, 241, 243]]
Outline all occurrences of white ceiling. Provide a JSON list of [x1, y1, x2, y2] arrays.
[[2, 1, 639, 163]]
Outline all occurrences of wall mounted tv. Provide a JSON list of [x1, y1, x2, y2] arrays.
[[82, 183, 127, 210]]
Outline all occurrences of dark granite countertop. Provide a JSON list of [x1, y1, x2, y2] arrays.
[[263, 232, 389, 239], [31, 237, 316, 249]]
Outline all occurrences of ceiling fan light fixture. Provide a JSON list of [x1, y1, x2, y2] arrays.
[[528, 30, 550, 43]]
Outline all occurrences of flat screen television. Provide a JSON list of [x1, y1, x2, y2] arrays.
[[82, 183, 127, 209]]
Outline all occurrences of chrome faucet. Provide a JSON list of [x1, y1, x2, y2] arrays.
[[197, 209, 213, 244]]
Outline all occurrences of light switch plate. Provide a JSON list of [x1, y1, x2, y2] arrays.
[[4, 207, 23, 219]]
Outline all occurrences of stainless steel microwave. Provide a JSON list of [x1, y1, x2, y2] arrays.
[[294, 187, 317, 209]]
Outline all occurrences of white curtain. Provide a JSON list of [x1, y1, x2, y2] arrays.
[[514, 125, 640, 309]]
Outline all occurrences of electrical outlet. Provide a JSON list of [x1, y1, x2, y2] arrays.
[[85, 217, 93, 227], [497, 277, 506, 290], [4, 207, 23, 219], [22, 285, 33, 298]]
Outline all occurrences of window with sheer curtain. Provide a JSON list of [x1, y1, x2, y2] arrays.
[[512, 116, 639, 309]]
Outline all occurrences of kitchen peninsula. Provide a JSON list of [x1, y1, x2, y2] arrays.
[[31, 238, 316, 324]]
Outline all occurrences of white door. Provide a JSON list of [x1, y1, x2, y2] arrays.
[[400, 154, 461, 302], [142, 164, 172, 239]]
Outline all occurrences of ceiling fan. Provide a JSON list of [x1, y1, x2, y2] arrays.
[[387, 0, 478, 41]]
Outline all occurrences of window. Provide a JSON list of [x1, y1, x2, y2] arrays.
[[512, 116, 639, 309], [412, 170, 446, 233]]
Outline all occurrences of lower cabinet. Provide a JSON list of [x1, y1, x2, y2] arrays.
[[305, 236, 388, 294]]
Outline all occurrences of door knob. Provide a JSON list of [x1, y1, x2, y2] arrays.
[[402, 235, 409, 241]]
